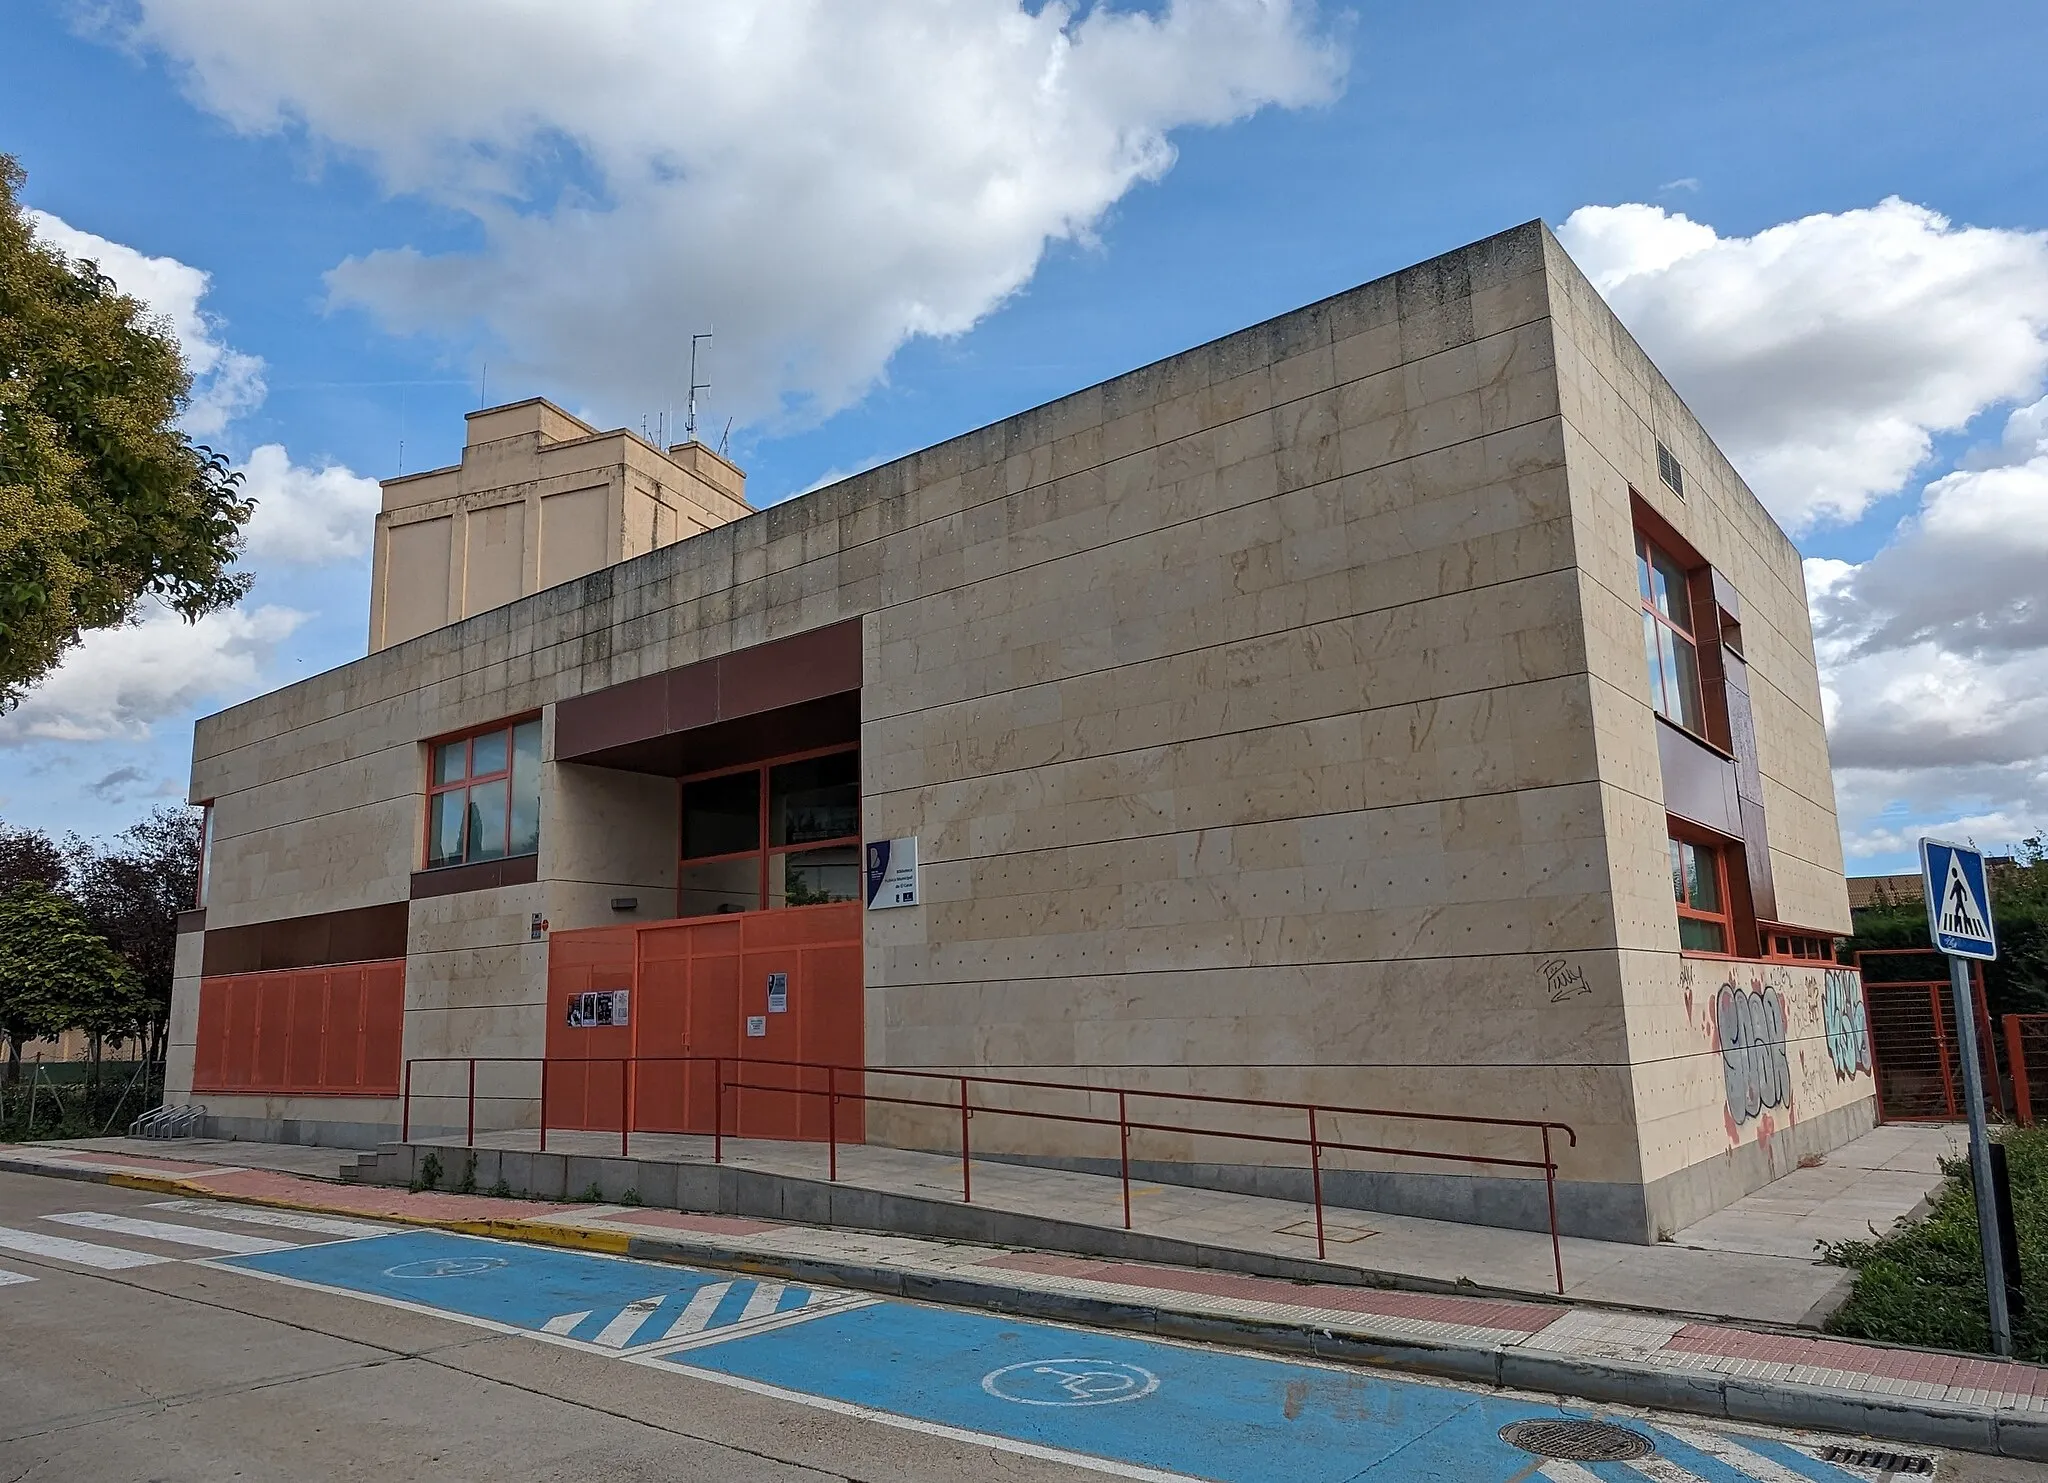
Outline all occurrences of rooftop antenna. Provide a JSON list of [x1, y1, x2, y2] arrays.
[[684, 330, 713, 443], [718, 417, 733, 458], [479, 363, 488, 409]]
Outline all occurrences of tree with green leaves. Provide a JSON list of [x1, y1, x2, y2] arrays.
[[0, 153, 253, 708], [70, 805, 201, 1070], [0, 881, 136, 1086]]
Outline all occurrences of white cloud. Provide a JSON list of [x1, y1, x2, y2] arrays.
[[238, 443, 381, 565], [0, 599, 305, 746], [1807, 396, 2048, 857], [1557, 199, 2048, 531], [28, 208, 267, 437], [111, 0, 1345, 428]]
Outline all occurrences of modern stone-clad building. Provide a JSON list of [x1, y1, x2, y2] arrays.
[[168, 221, 1874, 1242]]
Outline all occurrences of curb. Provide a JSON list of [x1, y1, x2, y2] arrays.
[[5, 1154, 2042, 1461]]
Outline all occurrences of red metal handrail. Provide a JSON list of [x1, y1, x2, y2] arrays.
[[401, 1053, 1579, 1292]]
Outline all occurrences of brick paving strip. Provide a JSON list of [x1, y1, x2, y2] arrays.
[[5, 1143, 2045, 1460]]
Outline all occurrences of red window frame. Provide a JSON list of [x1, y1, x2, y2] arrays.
[[1637, 529, 1708, 738], [1763, 927, 1836, 963], [677, 743, 860, 916], [424, 715, 541, 869], [1669, 825, 1735, 957]]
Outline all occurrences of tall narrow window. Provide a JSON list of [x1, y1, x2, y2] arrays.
[[1669, 834, 1731, 953], [1638, 531, 1705, 736], [679, 747, 860, 917], [195, 802, 215, 908], [426, 717, 542, 867]]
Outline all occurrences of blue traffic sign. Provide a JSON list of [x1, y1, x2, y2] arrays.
[[1921, 839, 1998, 961]]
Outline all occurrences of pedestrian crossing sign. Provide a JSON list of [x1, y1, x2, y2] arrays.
[[1920, 838, 1998, 960]]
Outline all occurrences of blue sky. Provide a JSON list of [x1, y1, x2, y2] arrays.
[[2, 0, 2045, 876]]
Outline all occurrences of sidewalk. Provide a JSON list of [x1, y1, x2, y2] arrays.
[[2, 1129, 2038, 1460], [356, 1120, 1958, 1325]]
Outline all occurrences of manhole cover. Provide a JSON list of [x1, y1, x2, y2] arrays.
[[1498, 1420, 1656, 1461]]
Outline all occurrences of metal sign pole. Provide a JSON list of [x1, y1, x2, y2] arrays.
[[1949, 952, 2012, 1356]]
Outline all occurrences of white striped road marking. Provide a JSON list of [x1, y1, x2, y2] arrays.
[[640, 1291, 878, 1357], [0, 1268, 35, 1287], [0, 1225, 171, 1270], [1658, 1425, 1862, 1483], [43, 1212, 296, 1255], [1629, 1454, 1719, 1483], [593, 1296, 667, 1349], [1541, 1463, 1608, 1483], [541, 1310, 592, 1336], [657, 1281, 733, 1340], [737, 1280, 786, 1323], [146, 1200, 394, 1239]]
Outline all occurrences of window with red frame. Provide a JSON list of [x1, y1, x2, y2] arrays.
[[426, 718, 541, 868], [1669, 832, 1732, 954], [1638, 530, 1706, 737], [678, 748, 859, 916]]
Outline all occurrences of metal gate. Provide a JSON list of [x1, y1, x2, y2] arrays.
[[1858, 949, 1997, 1122], [2004, 1014, 2048, 1126]]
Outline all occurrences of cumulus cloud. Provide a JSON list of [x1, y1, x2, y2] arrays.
[[110, 0, 1345, 427], [1557, 199, 2048, 531], [0, 599, 305, 746], [238, 443, 382, 565], [1808, 396, 2048, 854], [28, 208, 267, 437]]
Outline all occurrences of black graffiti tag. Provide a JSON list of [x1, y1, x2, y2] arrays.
[[1717, 982, 1790, 1125]]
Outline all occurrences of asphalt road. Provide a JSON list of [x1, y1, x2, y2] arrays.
[[0, 1170, 2038, 1483]]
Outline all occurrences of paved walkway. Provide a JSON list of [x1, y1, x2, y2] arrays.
[[0, 1133, 2037, 1458], [378, 1121, 1959, 1325]]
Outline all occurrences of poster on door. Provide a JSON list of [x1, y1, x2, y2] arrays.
[[566, 989, 629, 1027], [767, 971, 788, 1013]]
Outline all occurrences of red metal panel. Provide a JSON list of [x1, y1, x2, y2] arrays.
[[193, 960, 405, 1096]]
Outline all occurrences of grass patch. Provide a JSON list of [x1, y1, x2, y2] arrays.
[[1822, 1127, 2048, 1358]]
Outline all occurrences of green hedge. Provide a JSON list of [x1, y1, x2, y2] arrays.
[[1823, 1127, 2048, 1359]]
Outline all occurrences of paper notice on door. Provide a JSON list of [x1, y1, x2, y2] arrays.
[[745, 1015, 767, 1037]]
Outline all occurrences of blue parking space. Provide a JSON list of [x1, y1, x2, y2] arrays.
[[220, 1229, 837, 1349], [219, 1229, 1881, 1483]]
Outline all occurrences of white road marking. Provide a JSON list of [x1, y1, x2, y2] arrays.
[[1658, 1425, 1854, 1483], [542, 1310, 592, 1335], [593, 1296, 666, 1349], [658, 1281, 733, 1340], [1629, 1454, 1717, 1483], [0, 1224, 171, 1270], [737, 1280, 786, 1323], [146, 1199, 395, 1239], [43, 1212, 296, 1255], [1540, 1465, 1606, 1483], [638, 1293, 877, 1356], [0, 1267, 36, 1287]]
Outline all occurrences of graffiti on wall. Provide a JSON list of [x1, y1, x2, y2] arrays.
[[1716, 979, 1791, 1128], [1822, 968, 1872, 1079]]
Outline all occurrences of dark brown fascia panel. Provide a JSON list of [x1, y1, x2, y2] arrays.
[[176, 908, 206, 935], [201, 901, 410, 976], [555, 618, 862, 768], [410, 852, 540, 900], [1656, 718, 1743, 838]]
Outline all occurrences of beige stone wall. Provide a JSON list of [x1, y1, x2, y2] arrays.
[[1539, 233, 1870, 1203], [174, 221, 1857, 1230]]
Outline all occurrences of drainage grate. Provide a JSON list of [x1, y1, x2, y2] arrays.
[[1499, 1420, 1655, 1462], [1818, 1446, 1934, 1475]]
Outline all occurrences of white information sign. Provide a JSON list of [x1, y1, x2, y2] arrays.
[[865, 836, 919, 910], [745, 1015, 768, 1038]]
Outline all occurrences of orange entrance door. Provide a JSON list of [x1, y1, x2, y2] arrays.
[[547, 902, 863, 1141]]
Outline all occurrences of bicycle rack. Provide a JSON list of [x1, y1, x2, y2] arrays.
[[130, 1104, 206, 1140]]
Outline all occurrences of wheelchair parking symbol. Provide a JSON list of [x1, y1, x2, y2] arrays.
[[981, 1358, 1159, 1406], [382, 1256, 509, 1278]]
